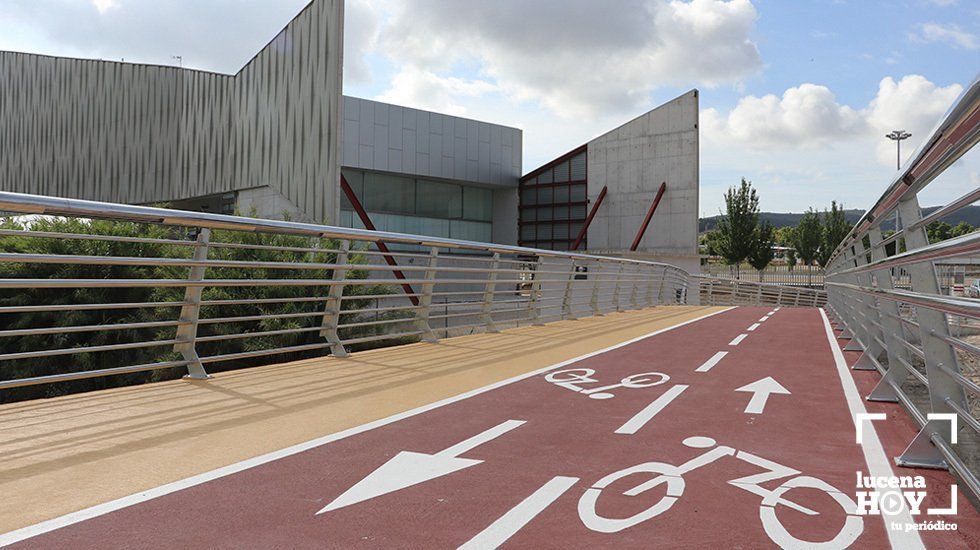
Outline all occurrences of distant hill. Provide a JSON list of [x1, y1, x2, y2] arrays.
[[699, 206, 980, 233]]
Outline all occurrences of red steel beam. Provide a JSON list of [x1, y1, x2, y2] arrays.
[[340, 174, 419, 306], [570, 185, 607, 251], [629, 181, 667, 252]]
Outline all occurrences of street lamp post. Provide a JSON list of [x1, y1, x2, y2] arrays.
[[885, 130, 911, 171]]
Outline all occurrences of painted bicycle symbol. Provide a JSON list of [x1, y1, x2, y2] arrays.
[[544, 368, 669, 400], [578, 436, 864, 548]]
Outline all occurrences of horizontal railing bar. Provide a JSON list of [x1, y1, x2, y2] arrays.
[[196, 326, 324, 344], [944, 397, 980, 433], [0, 191, 693, 274], [0, 301, 191, 314], [340, 330, 425, 346], [826, 281, 980, 319], [0, 360, 192, 390], [199, 342, 332, 364], [0, 228, 197, 247], [0, 339, 180, 361], [0, 278, 496, 289], [198, 311, 322, 325], [337, 317, 415, 329], [0, 319, 187, 338]]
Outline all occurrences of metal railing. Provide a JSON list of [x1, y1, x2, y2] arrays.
[[699, 276, 827, 307], [0, 191, 692, 394], [824, 74, 980, 500]]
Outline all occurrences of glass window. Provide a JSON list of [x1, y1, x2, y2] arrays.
[[538, 224, 553, 240], [537, 169, 553, 184], [553, 223, 569, 240], [462, 186, 493, 221], [554, 185, 569, 204], [418, 216, 451, 238], [570, 205, 587, 220], [570, 184, 587, 202], [416, 180, 462, 219], [538, 186, 553, 204], [521, 207, 536, 222], [554, 161, 570, 183], [555, 206, 570, 220], [570, 152, 587, 181], [451, 220, 492, 242], [363, 172, 416, 214], [521, 187, 537, 206], [340, 169, 364, 210], [570, 223, 584, 239], [521, 225, 537, 241], [537, 206, 553, 221]]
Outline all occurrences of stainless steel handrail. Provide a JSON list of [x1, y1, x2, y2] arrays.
[[698, 275, 827, 308], [0, 190, 692, 394], [824, 72, 980, 502]]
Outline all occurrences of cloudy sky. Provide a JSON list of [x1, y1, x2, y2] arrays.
[[0, 0, 977, 215]]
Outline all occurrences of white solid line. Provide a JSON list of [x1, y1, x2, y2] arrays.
[[695, 351, 728, 373], [615, 385, 689, 435], [729, 333, 748, 346], [747, 322, 761, 332], [0, 307, 736, 547], [439, 419, 524, 457], [458, 476, 579, 550], [818, 308, 924, 550]]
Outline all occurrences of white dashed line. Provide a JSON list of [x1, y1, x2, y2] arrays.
[[747, 323, 761, 332], [695, 351, 729, 373], [729, 334, 748, 346]]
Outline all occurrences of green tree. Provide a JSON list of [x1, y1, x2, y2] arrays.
[[747, 220, 775, 281], [785, 247, 797, 271], [951, 221, 974, 238], [791, 209, 821, 286], [715, 178, 760, 278], [926, 221, 953, 243], [818, 201, 851, 268]]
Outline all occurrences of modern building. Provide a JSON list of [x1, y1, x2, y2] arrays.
[[0, 0, 696, 270], [520, 91, 700, 272]]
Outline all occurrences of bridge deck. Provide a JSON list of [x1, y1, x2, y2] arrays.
[[1, 306, 977, 548]]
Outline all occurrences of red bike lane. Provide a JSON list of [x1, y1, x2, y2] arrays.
[[7, 307, 976, 549]]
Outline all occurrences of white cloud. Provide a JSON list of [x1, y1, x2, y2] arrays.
[[911, 22, 979, 50], [343, 0, 380, 85], [702, 75, 962, 168], [927, 0, 958, 6], [865, 75, 963, 165], [91, 0, 117, 13], [374, 0, 761, 117], [375, 67, 500, 117], [702, 84, 864, 149]]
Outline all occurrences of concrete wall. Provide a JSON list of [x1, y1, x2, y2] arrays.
[[586, 90, 699, 263], [0, 0, 343, 224], [341, 96, 521, 189]]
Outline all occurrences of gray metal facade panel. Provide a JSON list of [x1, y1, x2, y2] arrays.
[[0, 0, 343, 223], [340, 97, 521, 188]]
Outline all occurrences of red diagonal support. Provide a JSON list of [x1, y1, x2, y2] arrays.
[[570, 185, 607, 251], [340, 175, 419, 306], [630, 181, 667, 252]]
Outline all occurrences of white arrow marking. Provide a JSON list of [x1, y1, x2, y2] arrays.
[[317, 419, 524, 514], [735, 377, 790, 414]]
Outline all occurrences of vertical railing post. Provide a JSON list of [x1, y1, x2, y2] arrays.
[[481, 252, 500, 332], [629, 263, 640, 310], [849, 241, 886, 368], [562, 259, 577, 320], [866, 226, 910, 402], [590, 262, 602, 316], [320, 239, 350, 358], [612, 263, 624, 312], [895, 197, 968, 468], [174, 228, 211, 380], [415, 246, 440, 343], [645, 266, 656, 307], [657, 266, 668, 304], [528, 257, 544, 326]]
